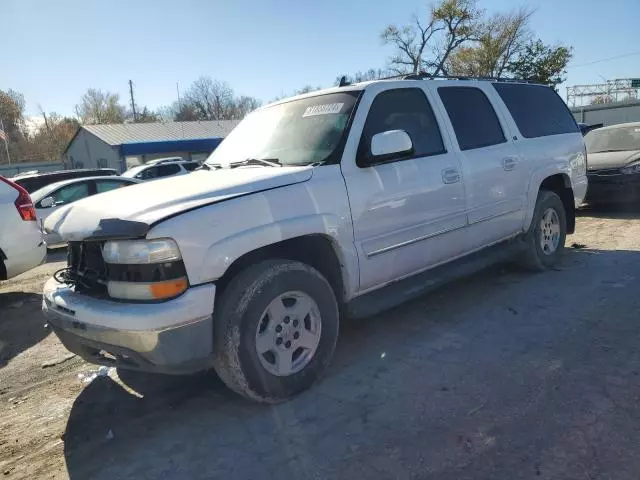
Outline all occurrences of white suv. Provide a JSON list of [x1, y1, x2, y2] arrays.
[[0, 176, 46, 280], [121, 159, 200, 181], [42, 77, 587, 402]]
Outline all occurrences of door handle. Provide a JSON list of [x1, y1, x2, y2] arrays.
[[441, 168, 461, 184], [502, 157, 517, 171]]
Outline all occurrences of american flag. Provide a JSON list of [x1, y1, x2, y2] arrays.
[[0, 128, 6, 142]]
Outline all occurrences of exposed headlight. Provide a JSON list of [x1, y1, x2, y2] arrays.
[[102, 239, 182, 264], [102, 239, 187, 300], [620, 162, 640, 175]]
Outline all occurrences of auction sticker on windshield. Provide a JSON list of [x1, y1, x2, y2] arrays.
[[303, 103, 344, 117]]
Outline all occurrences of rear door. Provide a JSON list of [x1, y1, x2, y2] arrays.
[[431, 83, 526, 248]]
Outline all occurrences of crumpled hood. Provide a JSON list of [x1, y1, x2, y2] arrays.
[[588, 150, 640, 170], [44, 166, 313, 242]]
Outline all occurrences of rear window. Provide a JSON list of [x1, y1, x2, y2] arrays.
[[438, 87, 506, 151], [493, 83, 578, 138]]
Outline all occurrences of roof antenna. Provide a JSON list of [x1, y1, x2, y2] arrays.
[[338, 76, 349, 87]]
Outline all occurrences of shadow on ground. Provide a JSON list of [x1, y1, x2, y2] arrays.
[[62, 248, 640, 480], [0, 292, 49, 367], [46, 247, 67, 264]]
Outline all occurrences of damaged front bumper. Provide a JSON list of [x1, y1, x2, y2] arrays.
[[42, 278, 216, 374]]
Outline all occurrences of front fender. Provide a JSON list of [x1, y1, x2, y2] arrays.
[[198, 214, 359, 298]]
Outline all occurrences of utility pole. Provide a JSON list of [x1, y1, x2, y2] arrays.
[[129, 80, 137, 122]]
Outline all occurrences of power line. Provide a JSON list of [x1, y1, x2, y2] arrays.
[[569, 51, 640, 69]]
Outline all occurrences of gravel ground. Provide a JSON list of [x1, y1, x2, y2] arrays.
[[1, 206, 640, 479]]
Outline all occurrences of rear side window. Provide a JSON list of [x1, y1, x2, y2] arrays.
[[157, 164, 181, 177], [182, 162, 199, 172], [438, 87, 506, 151], [493, 83, 578, 138], [358, 88, 445, 164]]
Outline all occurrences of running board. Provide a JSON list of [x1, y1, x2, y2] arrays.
[[347, 237, 526, 319]]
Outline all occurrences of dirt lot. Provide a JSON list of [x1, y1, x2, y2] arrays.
[[2, 206, 640, 479]]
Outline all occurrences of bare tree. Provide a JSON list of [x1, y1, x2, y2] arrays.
[[178, 77, 261, 120], [381, 0, 481, 75], [335, 68, 393, 85], [448, 7, 533, 77], [74, 89, 127, 124]]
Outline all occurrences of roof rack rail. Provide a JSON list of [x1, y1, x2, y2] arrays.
[[400, 72, 539, 84], [373, 71, 539, 84]]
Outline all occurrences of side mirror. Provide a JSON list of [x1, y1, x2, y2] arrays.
[[370, 130, 413, 162], [39, 197, 55, 208]]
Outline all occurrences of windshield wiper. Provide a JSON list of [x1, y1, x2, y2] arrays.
[[199, 163, 222, 170], [231, 158, 282, 168]]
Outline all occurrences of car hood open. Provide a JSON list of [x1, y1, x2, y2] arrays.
[[44, 166, 313, 242], [588, 150, 640, 170]]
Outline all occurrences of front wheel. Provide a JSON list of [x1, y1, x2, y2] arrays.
[[518, 190, 567, 271], [212, 259, 339, 403]]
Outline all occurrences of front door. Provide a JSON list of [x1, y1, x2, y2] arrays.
[[432, 83, 526, 248], [341, 86, 467, 293]]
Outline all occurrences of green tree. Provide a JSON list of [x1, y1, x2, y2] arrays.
[[447, 8, 533, 77], [506, 40, 572, 88]]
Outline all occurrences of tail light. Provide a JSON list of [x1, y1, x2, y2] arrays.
[[0, 176, 37, 221]]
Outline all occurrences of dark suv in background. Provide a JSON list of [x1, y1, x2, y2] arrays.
[[12, 169, 118, 193]]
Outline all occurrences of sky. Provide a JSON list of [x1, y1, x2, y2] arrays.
[[3, 0, 640, 118]]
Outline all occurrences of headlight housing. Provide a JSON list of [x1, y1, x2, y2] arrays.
[[102, 239, 182, 264], [620, 162, 640, 175], [102, 239, 188, 301]]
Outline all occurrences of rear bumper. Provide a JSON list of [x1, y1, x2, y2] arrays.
[[585, 173, 640, 204], [42, 278, 216, 374]]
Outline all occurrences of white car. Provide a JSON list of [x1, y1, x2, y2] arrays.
[[121, 160, 200, 181], [0, 176, 46, 280], [42, 76, 588, 402], [31, 176, 140, 245]]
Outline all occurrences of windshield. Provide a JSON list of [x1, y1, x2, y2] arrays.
[[206, 91, 361, 168], [585, 125, 640, 153]]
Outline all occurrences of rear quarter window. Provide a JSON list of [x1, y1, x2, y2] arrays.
[[493, 83, 579, 138]]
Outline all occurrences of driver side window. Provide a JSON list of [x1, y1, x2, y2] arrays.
[[49, 182, 90, 206], [357, 88, 445, 167]]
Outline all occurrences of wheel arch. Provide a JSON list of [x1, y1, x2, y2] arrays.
[[524, 169, 575, 234], [213, 233, 352, 306]]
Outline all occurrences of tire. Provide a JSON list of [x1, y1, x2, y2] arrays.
[[212, 259, 339, 403], [518, 190, 567, 271]]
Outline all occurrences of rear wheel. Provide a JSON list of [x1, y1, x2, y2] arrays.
[[212, 259, 339, 403], [518, 190, 567, 271]]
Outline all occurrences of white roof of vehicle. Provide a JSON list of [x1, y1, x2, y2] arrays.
[[264, 77, 536, 110], [30, 176, 139, 203]]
